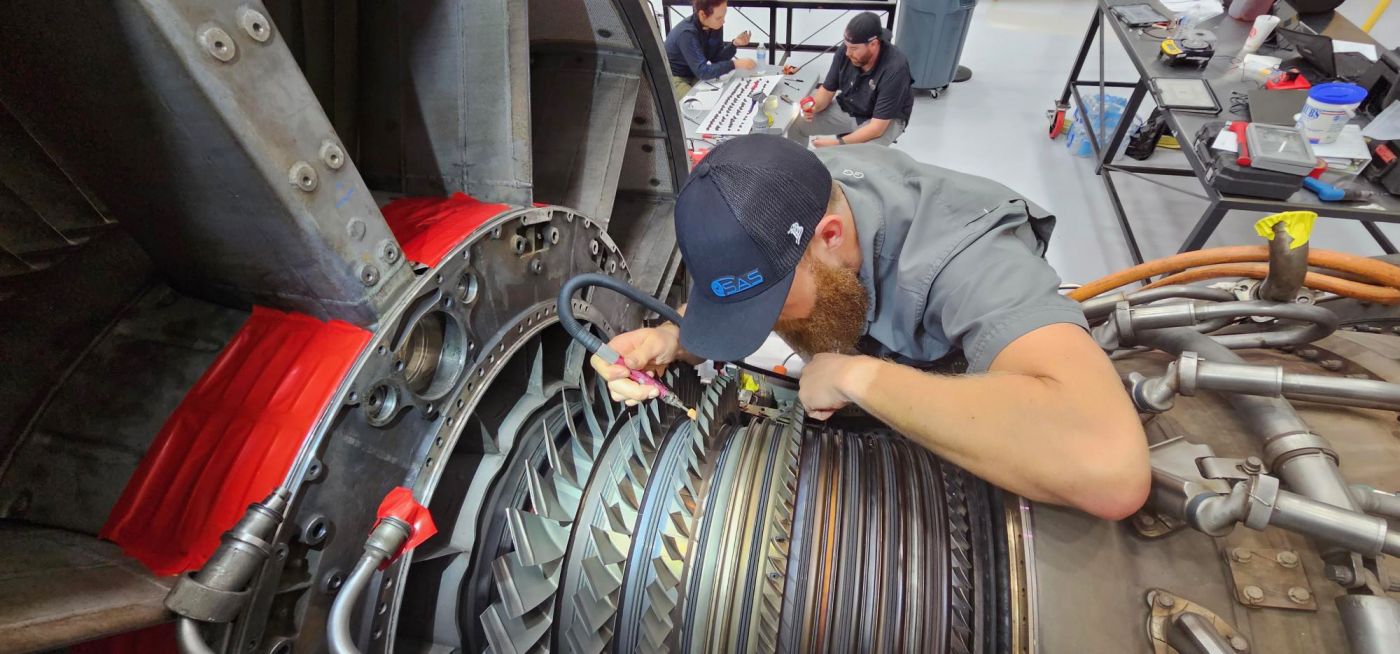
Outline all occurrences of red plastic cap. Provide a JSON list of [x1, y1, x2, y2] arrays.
[[375, 487, 437, 567]]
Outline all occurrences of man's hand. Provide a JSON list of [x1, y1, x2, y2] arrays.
[[797, 353, 874, 420], [589, 325, 681, 405], [734, 57, 757, 70], [733, 30, 752, 47], [811, 137, 840, 148], [782, 64, 799, 75]]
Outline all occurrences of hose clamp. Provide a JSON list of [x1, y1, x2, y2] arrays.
[[1263, 431, 1339, 469]]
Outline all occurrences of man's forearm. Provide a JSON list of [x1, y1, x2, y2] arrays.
[[813, 87, 835, 113], [841, 119, 889, 144], [836, 357, 1147, 518]]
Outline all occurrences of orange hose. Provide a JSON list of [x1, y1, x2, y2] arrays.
[[1069, 246, 1400, 301], [1142, 263, 1400, 304]]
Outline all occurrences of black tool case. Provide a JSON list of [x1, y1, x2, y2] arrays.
[[1195, 122, 1304, 200]]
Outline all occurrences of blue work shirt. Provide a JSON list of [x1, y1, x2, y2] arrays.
[[665, 14, 737, 81]]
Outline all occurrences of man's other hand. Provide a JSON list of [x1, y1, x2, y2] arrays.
[[735, 58, 758, 70], [811, 137, 839, 148], [733, 30, 752, 47], [589, 325, 682, 405], [797, 353, 874, 420], [782, 64, 799, 75]]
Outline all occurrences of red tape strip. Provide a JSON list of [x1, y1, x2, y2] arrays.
[[374, 487, 437, 567]]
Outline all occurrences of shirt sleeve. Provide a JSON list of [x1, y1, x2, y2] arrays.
[[680, 29, 735, 80], [924, 205, 1088, 373], [821, 47, 845, 92], [870, 62, 910, 121], [717, 39, 737, 62]]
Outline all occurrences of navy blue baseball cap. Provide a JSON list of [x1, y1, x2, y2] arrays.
[[674, 135, 832, 361]]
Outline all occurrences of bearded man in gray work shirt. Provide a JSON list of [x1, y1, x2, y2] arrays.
[[591, 135, 1150, 520]]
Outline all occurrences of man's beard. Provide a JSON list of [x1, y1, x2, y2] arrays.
[[774, 260, 869, 360]]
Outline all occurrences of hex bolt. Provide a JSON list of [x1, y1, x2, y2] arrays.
[[1297, 348, 1319, 360], [198, 25, 237, 62], [1242, 457, 1263, 474], [1287, 587, 1311, 604], [1156, 593, 1176, 609], [1231, 547, 1253, 563], [1230, 636, 1250, 652], [1276, 551, 1300, 568], [1326, 564, 1357, 586], [319, 141, 346, 170], [237, 6, 273, 42], [289, 161, 318, 192], [381, 243, 400, 264], [1321, 359, 1344, 372], [1242, 585, 1265, 603], [359, 264, 380, 287]]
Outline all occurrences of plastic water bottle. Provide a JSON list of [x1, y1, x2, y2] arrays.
[[757, 49, 767, 70]]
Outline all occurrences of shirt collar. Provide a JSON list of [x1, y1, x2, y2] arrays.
[[837, 178, 883, 324]]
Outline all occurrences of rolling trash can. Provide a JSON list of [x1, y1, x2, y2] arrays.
[[895, 0, 976, 93]]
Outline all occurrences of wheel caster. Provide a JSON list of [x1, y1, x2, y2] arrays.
[[1047, 103, 1069, 139]]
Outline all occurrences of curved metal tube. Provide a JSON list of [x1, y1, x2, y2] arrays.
[[1081, 285, 1238, 320], [1352, 485, 1400, 520], [1132, 327, 1359, 512], [1259, 221, 1309, 302], [1133, 352, 1400, 413], [176, 617, 216, 654], [328, 553, 382, 654]]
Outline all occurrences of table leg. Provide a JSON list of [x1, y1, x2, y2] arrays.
[[769, 8, 778, 64], [786, 8, 793, 62], [1179, 202, 1230, 253], [1058, 10, 1101, 106], [1102, 170, 1146, 265], [1362, 221, 1400, 254], [1096, 80, 1146, 175]]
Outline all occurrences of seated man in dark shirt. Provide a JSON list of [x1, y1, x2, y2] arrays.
[[664, 0, 756, 98], [788, 12, 914, 148]]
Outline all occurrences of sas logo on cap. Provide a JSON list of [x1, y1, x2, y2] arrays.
[[711, 269, 764, 297]]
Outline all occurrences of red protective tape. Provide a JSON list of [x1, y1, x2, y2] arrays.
[[375, 487, 437, 568], [101, 307, 371, 575], [381, 192, 509, 267]]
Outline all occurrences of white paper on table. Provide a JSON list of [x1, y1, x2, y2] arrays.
[[1311, 125, 1372, 160], [1159, 0, 1223, 18], [1363, 101, 1400, 140], [1211, 128, 1239, 153], [1333, 40, 1379, 62]]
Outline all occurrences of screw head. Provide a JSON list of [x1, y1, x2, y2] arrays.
[[237, 6, 273, 42], [359, 264, 380, 286], [1277, 551, 1300, 568], [381, 242, 400, 264], [1287, 586, 1311, 603], [1243, 585, 1265, 602], [1134, 513, 1159, 529], [1242, 457, 1263, 474], [197, 25, 237, 62], [1230, 635, 1249, 652], [1231, 547, 1254, 563], [319, 140, 346, 170], [289, 161, 318, 192]]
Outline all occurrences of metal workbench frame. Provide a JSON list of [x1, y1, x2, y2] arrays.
[[660, 0, 897, 64], [1059, 1, 1400, 264]]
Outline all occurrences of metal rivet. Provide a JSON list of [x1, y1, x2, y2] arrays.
[[1156, 593, 1176, 609], [381, 242, 400, 264], [1287, 586, 1311, 603], [198, 25, 237, 62], [1231, 547, 1253, 563], [289, 161, 318, 192], [346, 218, 366, 241], [1243, 585, 1264, 603], [1321, 359, 1344, 371], [237, 6, 272, 42], [1230, 636, 1249, 652], [359, 264, 380, 286], [319, 140, 346, 170], [1277, 551, 1300, 568]]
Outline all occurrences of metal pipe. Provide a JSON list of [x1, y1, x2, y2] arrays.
[[1118, 301, 1338, 349], [1337, 595, 1400, 654], [176, 617, 216, 654], [1166, 612, 1236, 654], [1259, 221, 1309, 302], [1132, 327, 1360, 512], [1351, 484, 1400, 520], [1142, 353, 1400, 412], [1081, 285, 1237, 320], [328, 517, 411, 654], [1269, 489, 1400, 557]]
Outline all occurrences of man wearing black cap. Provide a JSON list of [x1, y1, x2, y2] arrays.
[[591, 135, 1149, 521], [787, 12, 914, 148]]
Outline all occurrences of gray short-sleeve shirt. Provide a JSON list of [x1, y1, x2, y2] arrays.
[[813, 146, 1087, 372]]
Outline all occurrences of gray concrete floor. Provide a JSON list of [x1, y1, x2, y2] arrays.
[[652, 0, 1400, 284]]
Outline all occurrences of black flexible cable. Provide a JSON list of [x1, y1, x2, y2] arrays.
[[558, 273, 799, 384]]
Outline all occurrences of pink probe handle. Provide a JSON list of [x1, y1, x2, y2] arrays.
[[618, 358, 669, 398]]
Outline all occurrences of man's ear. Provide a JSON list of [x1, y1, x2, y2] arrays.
[[809, 214, 845, 263]]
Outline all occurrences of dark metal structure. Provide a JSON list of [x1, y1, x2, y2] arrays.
[[0, 1, 1397, 653]]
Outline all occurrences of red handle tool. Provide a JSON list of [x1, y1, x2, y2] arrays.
[[1228, 121, 1252, 167]]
